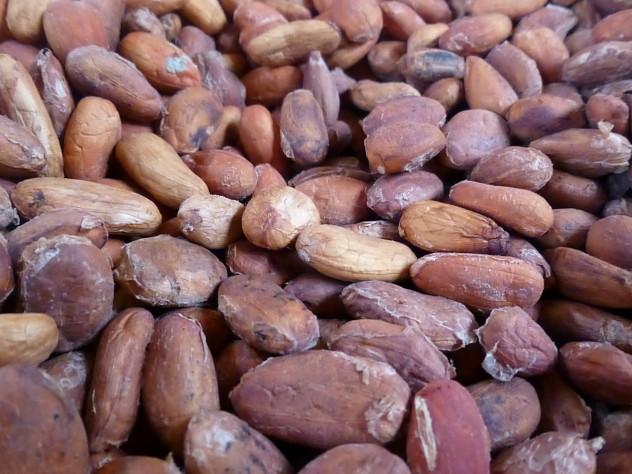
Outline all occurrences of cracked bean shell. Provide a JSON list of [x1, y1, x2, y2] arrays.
[[218, 274, 319, 354], [95, 456, 180, 474], [340, 280, 477, 351], [40, 351, 91, 415], [63, 97, 121, 180], [115, 235, 227, 306], [6, 209, 107, 264], [296, 175, 371, 225], [19, 235, 114, 352], [439, 13, 512, 55], [530, 128, 632, 178], [119, 31, 201, 93], [330, 319, 455, 391], [184, 410, 292, 474], [365, 121, 445, 174], [0, 115, 46, 178], [477, 306, 558, 382], [411, 253, 544, 310], [407, 380, 491, 474], [242, 185, 319, 250], [469, 146, 553, 191], [230, 350, 410, 449], [160, 87, 222, 154], [178, 194, 244, 250], [491, 432, 602, 474], [142, 312, 220, 453], [280, 89, 329, 167], [362, 96, 446, 135], [85, 308, 154, 452], [299, 444, 411, 474], [0, 365, 91, 474], [65, 46, 162, 123], [31, 48, 75, 136], [367, 171, 444, 222], [184, 149, 257, 201]]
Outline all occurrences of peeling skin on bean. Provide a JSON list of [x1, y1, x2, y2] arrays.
[[331, 319, 455, 390], [218, 274, 319, 354], [341, 281, 477, 350], [411, 253, 544, 309], [412, 396, 438, 471], [493, 432, 604, 473], [300, 444, 410, 474], [477, 307, 557, 381], [230, 350, 409, 449]]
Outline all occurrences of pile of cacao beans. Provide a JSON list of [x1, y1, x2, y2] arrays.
[[0, 0, 631, 473]]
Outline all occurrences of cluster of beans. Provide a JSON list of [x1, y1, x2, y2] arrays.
[[0, 0, 631, 473]]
